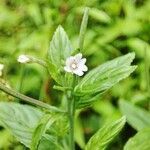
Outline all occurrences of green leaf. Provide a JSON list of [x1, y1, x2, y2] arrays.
[[38, 137, 52, 150], [38, 135, 62, 150], [79, 7, 89, 51], [47, 61, 63, 85], [85, 116, 126, 150], [90, 8, 111, 23], [76, 93, 102, 109], [31, 114, 56, 150], [127, 38, 150, 58], [119, 100, 150, 131], [31, 113, 68, 150], [74, 53, 136, 96], [124, 128, 150, 150], [0, 102, 43, 148], [48, 25, 72, 66], [47, 25, 73, 84], [76, 7, 111, 23]]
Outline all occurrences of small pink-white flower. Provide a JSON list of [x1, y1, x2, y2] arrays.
[[17, 55, 30, 63], [64, 53, 88, 76], [0, 64, 4, 76]]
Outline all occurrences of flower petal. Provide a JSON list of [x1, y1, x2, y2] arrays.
[[66, 57, 74, 66], [82, 65, 88, 71], [80, 58, 86, 65], [75, 53, 82, 62], [73, 69, 84, 76], [64, 66, 72, 73]]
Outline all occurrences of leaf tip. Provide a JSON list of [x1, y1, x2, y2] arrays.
[[121, 116, 126, 124]]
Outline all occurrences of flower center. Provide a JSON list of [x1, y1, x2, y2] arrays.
[[71, 62, 77, 69]]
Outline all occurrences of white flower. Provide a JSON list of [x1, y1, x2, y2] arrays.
[[64, 53, 88, 76], [17, 55, 30, 63], [0, 64, 4, 76]]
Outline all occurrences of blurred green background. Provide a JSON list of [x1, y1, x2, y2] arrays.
[[0, 0, 150, 149]]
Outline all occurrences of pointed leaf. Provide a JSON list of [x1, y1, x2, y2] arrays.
[[74, 53, 136, 96], [85, 116, 126, 150]]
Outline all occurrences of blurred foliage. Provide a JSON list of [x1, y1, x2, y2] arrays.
[[0, 0, 150, 149]]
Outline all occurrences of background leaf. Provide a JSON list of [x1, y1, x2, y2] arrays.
[[85, 116, 126, 150], [124, 128, 150, 150], [0, 102, 43, 148], [119, 100, 150, 131]]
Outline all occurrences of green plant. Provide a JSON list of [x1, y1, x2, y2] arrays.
[[0, 7, 137, 150]]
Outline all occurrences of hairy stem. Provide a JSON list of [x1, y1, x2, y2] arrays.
[[0, 82, 64, 113], [67, 91, 75, 150]]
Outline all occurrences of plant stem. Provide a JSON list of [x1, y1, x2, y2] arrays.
[[16, 64, 25, 101], [29, 56, 47, 68], [0, 82, 65, 113], [67, 91, 75, 150]]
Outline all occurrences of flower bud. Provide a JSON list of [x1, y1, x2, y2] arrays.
[[17, 55, 30, 63]]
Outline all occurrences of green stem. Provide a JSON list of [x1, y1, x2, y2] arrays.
[[0, 82, 65, 113], [67, 91, 75, 150], [16, 65, 25, 101], [27, 56, 47, 68]]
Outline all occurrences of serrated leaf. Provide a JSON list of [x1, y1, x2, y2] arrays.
[[124, 128, 150, 150], [85, 116, 126, 150], [0, 102, 43, 148], [74, 53, 136, 96], [47, 25, 73, 84], [119, 100, 150, 131]]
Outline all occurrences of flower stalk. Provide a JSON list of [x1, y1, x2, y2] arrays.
[[0, 82, 64, 113], [18, 54, 47, 68]]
